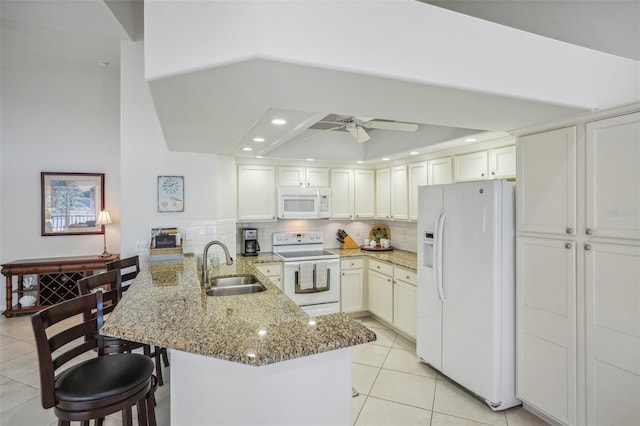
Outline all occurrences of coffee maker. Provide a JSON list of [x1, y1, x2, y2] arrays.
[[241, 228, 260, 256]]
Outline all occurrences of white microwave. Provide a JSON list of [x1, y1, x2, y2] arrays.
[[277, 187, 331, 219]]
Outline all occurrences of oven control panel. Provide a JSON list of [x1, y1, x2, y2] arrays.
[[273, 232, 324, 246]]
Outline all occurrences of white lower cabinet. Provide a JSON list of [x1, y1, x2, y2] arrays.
[[340, 258, 365, 313], [516, 237, 577, 425], [254, 262, 282, 290], [393, 266, 417, 339], [367, 259, 393, 324], [584, 242, 640, 426]]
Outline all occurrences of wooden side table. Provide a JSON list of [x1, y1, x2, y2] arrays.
[[1, 254, 120, 317]]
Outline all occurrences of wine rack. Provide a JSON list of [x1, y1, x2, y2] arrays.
[[1, 254, 119, 317]]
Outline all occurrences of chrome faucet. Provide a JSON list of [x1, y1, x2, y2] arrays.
[[202, 240, 234, 285]]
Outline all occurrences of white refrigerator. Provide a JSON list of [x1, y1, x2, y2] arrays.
[[417, 180, 520, 410]]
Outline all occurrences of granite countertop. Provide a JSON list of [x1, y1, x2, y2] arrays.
[[328, 247, 417, 271], [101, 254, 376, 366]]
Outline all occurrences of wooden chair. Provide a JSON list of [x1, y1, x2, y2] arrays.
[[31, 291, 157, 425], [106, 257, 170, 385]]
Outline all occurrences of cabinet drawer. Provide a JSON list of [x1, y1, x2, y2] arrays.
[[341, 258, 364, 270], [394, 266, 417, 286], [369, 259, 393, 276], [254, 263, 282, 277]]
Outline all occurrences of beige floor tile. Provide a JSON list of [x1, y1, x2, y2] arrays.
[[0, 395, 57, 425], [431, 411, 493, 425], [355, 396, 432, 426], [0, 379, 40, 413], [0, 374, 11, 385], [352, 343, 391, 368], [433, 378, 507, 426], [352, 394, 367, 425], [0, 339, 35, 364], [505, 406, 550, 426], [392, 334, 416, 351], [353, 362, 381, 395], [0, 350, 39, 381], [366, 326, 397, 347], [383, 348, 437, 378], [155, 397, 171, 426], [370, 368, 436, 410], [11, 369, 41, 389], [361, 317, 390, 330]]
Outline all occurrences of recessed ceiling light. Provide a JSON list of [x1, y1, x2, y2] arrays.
[[356, 161, 364, 164], [242, 147, 253, 151], [465, 138, 478, 142], [271, 118, 286, 125], [382, 157, 390, 161], [306, 158, 314, 162], [409, 151, 419, 155], [253, 137, 265, 142], [256, 155, 264, 159]]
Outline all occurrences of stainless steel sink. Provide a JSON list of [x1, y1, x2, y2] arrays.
[[205, 274, 267, 297]]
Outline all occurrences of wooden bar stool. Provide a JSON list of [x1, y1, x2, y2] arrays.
[[106, 256, 170, 384], [31, 291, 157, 425]]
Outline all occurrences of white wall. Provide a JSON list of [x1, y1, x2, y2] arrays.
[[0, 60, 121, 310], [120, 41, 235, 262]]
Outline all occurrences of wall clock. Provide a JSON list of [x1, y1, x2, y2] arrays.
[[158, 176, 184, 212]]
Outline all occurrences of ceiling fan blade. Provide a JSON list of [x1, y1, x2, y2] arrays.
[[365, 120, 419, 132], [301, 125, 344, 139], [348, 126, 370, 143]]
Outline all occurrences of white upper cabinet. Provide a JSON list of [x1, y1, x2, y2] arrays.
[[237, 165, 276, 221], [408, 162, 427, 221], [354, 169, 375, 219], [454, 151, 488, 182], [517, 127, 577, 236], [586, 112, 640, 240], [376, 168, 391, 219], [488, 145, 516, 179], [277, 166, 329, 187], [330, 168, 354, 219], [427, 157, 453, 185], [390, 165, 409, 220]]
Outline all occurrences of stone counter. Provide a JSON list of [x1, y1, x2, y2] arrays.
[[101, 254, 375, 366], [328, 247, 417, 270]]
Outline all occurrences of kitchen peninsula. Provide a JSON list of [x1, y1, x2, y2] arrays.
[[101, 254, 376, 425]]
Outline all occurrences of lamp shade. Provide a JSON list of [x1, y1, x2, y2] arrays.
[[96, 210, 112, 225]]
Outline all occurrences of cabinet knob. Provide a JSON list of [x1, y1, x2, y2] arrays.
[[584, 244, 592, 251], [566, 227, 573, 234], [342, 272, 345, 276], [585, 228, 593, 235], [491, 171, 495, 176], [387, 278, 391, 282], [565, 242, 572, 249], [481, 173, 485, 177]]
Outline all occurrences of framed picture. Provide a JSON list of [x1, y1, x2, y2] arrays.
[[41, 172, 105, 236], [158, 176, 184, 212]]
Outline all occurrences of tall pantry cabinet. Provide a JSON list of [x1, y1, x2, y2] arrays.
[[516, 111, 640, 426]]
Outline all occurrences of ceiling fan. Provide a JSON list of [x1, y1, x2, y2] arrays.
[[310, 115, 419, 143]]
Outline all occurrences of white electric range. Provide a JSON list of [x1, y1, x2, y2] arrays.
[[272, 232, 340, 316]]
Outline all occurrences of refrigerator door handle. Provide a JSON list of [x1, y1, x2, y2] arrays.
[[435, 211, 447, 302]]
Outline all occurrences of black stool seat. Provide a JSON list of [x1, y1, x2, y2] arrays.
[[56, 354, 154, 403]]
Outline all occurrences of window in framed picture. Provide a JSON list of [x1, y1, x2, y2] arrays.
[[158, 176, 184, 212]]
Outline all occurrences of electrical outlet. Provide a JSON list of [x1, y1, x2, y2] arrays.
[[135, 240, 148, 252]]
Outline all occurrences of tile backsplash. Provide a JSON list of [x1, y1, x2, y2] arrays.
[[236, 219, 418, 254]]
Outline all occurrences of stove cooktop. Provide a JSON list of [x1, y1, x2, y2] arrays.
[[274, 250, 339, 261]]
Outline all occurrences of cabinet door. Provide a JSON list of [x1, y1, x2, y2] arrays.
[[354, 169, 375, 219], [427, 157, 452, 185], [254, 263, 282, 290], [516, 237, 577, 425], [391, 165, 409, 220], [584, 242, 640, 426], [488, 145, 516, 179], [330, 169, 354, 219], [376, 168, 391, 219], [408, 162, 427, 221], [238, 165, 276, 221], [277, 166, 304, 187], [341, 268, 364, 313], [454, 151, 488, 182], [393, 280, 416, 339], [368, 269, 393, 324], [517, 127, 577, 236], [586, 112, 640, 240], [305, 167, 330, 187]]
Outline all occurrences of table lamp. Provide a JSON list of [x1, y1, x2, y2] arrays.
[[96, 209, 113, 257]]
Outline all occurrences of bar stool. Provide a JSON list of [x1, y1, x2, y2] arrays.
[[106, 256, 170, 385], [31, 291, 157, 425]]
